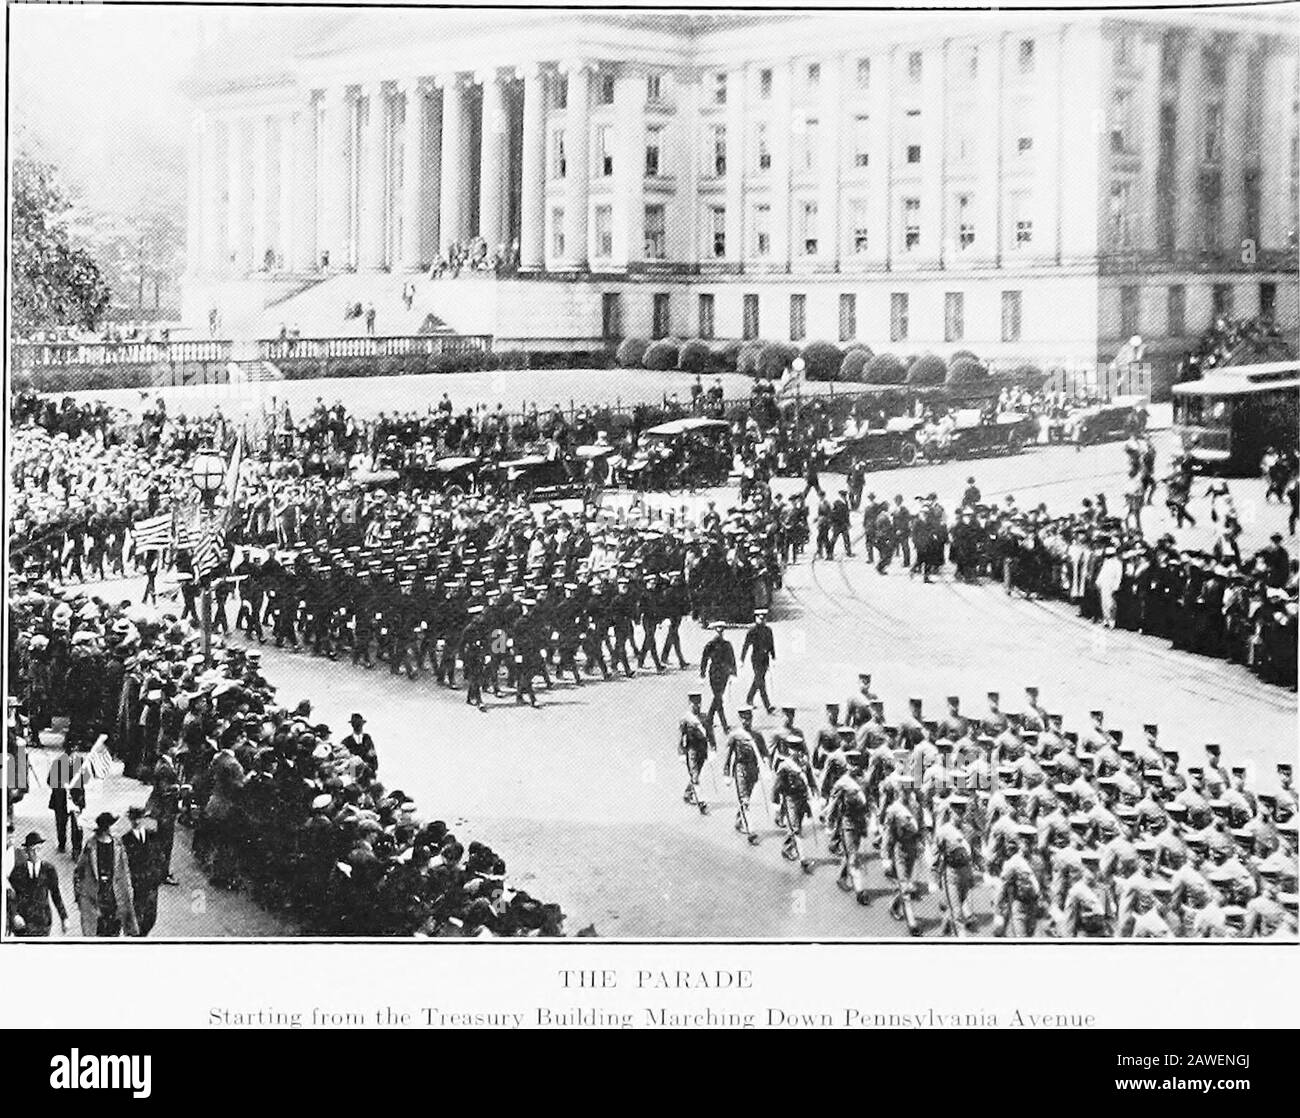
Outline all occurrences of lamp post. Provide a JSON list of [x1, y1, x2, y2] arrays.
[[190, 447, 226, 668], [791, 356, 806, 428]]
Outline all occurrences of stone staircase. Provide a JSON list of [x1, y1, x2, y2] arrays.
[[249, 272, 462, 339], [227, 359, 283, 383]]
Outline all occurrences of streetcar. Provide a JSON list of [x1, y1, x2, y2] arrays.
[[1171, 361, 1300, 475]]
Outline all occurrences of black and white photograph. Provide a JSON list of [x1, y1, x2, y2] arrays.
[[4, 0, 1300, 1004]]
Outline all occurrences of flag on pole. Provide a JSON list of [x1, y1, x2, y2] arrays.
[[222, 436, 243, 514], [172, 506, 199, 553], [132, 512, 172, 552], [194, 510, 227, 581]]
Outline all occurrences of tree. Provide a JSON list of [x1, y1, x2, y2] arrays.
[[11, 157, 111, 334]]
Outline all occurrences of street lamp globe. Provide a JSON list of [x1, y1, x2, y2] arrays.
[[191, 448, 225, 498], [791, 357, 806, 374]]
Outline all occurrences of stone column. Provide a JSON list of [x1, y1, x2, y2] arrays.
[[818, 55, 844, 266], [770, 59, 793, 267], [398, 78, 432, 270], [1173, 35, 1205, 251], [1133, 31, 1164, 252], [358, 82, 389, 269], [293, 95, 319, 271], [612, 62, 645, 267], [1221, 40, 1251, 252], [971, 35, 1003, 264], [724, 62, 748, 264], [867, 46, 896, 268], [918, 42, 946, 266], [226, 117, 251, 274], [561, 59, 592, 268], [251, 115, 272, 270], [518, 63, 547, 271], [438, 72, 468, 258], [319, 86, 353, 269], [1259, 44, 1298, 250], [186, 115, 204, 275], [477, 69, 509, 250], [1032, 28, 1065, 263], [200, 117, 225, 273], [276, 114, 297, 269]]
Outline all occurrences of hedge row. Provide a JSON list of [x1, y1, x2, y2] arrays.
[[614, 335, 1045, 390]]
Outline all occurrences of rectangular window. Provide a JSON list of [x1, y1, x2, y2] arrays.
[[890, 292, 909, 342], [1001, 290, 1022, 342], [853, 115, 871, 168], [552, 129, 567, 179], [1017, 134, 1034, 155], [595, 125, 614, 177], [1011, 191, 1033, 249], [698, 293, 716, 339], [709, 205, 727, 258], [602, 292, 623, 339], [1109, 182, 1133, 248], [753, 204, 772, 256], [908, 51, 923, 83], [742, 293, 760, 340], [713, 71, 728, 105], [1212, 283, 1233, 320], [957, 193, 975, 249], [1202, 170, 1223, 250], [594, 205, 613, 259], [652, 292, 671, 339], [1018, 38, 1035, 75], [1111, 90, 1133, 153], [710, 124, 727, 177], [1204, 102, 1224, 162], [790, 294, 807, 341], [850, 199, 869, 253], [644, 126, 663, 177], [551, 207, 566, 258], [756, 122, 772, 171], [839, 293, 857, 342], [963, 45, 979, 81], [555, 75, 568, 110], [806, 62, 821, 90], [800, 200, 819, 255], [856, 57, 871, 90], [800, 118, 820, 172], [599, 73, 615, 105], [944, 291, 965, 343], [1120, 285, 1141, 338], [1260, 281, 1277, 322], [647, 73, 663, 102], [903, 197, 921, 251], [905, 108, 922, 165], [759, 68, 773, 99], [644, 204, 667, 259], [1167, 284, 1186, 336], [1115, 32, 1134, 68]]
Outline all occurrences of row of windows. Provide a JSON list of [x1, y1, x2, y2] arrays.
[[601, 290, 1027, 344], [565, 37, 1042, 112], [547, 195, 1033, 261], [1117, 281, 1277, 338]]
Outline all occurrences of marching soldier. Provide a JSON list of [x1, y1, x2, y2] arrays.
[[933, 796, 976, 934], [679, 691, 712, 813], [883, 778, 924, 934], [740, 608, 776, 714], [827, 752, 871, 901], [722, 707, 767, 844], [700, 622, 737, 736], [772, 753, 815, 870]]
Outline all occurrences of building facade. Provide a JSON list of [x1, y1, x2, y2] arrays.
[[182, 9, 1299, 364]]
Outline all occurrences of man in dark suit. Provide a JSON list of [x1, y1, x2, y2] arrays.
[[740, 608, 777, 715], [8, 832, 68, 936], [121, 807, 163, 936], [342, 713, 378, 774]]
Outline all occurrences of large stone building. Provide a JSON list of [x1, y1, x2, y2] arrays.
[[182, 8, 1299, 366]]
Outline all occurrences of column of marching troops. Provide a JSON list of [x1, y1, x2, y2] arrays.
[[679, 624, 1299, 938], [206, 504, 784, 708]]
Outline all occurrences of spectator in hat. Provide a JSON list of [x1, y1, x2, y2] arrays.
[[8, 832, 68, 936], [122, 807, 164, 936], [73, 812, 137, 937], [46, 738, 88, 857], [343, 713, 377, 774]]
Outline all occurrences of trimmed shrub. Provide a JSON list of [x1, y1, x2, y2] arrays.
[[945, 357, 990, 387], [800, 340, 844, 381], [737, 339, 766, 376], [838, 345, 875, 382], [905, 353, 948, 387], [642, 338, 681, 371], [677, 338, 711, 374], [949, 349, 980, 366], [756, 341, 799, 380], [616, 337, 649, 368], [708, 339, 742, 373], [863, 353, 906, 385]]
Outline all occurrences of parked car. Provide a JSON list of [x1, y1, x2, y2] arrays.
[[626, 417, 732, 490], [1066, 395, 1148, 446], [821, 416, 924, 472], [492, 453, 585, 502], [917, 408, 1036, 461]]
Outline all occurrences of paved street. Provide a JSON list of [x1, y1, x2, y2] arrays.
[[40, 435, 1295, 937]]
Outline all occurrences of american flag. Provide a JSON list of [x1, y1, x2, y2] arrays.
[[172, 506, 200, 553], [193, 511, 227, 581], [133, 512, 173, 552]]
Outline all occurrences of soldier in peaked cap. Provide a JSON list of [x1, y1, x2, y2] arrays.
[[740, 608, 777, 714], [699, 621, 737, 735], [933, 796, 976, 934], [723, 707, 768, 843], [678, 692, 711, 814], [826, 750, 871, 901]]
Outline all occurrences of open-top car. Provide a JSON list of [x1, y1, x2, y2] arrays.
[[492, 453, 585, 503], [821, 416, 924, 472], [627, 417, 732, 490], [1066, 395, 1148, 446], [917, 408, 1035, 461]]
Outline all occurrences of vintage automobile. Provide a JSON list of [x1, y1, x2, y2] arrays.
[[916, 408, 1036, 461], [821, 416, 925, 472], [491, 453, 585, 502], [411, 454, 481, 497], [626, 417, 732, 491], [1065, 395, 1148, 446]]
